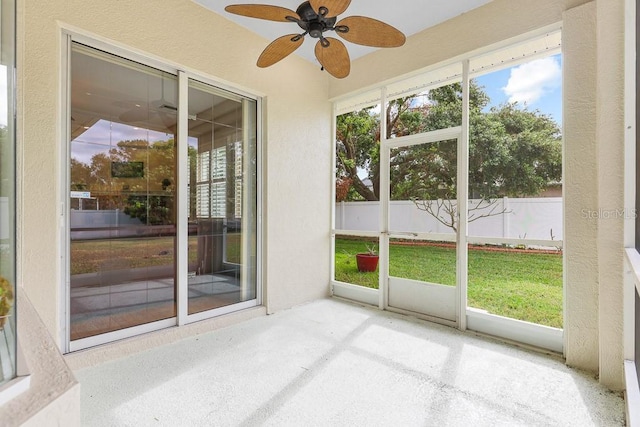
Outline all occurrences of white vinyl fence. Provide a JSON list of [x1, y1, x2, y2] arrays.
[[335, 197, 562, 241]]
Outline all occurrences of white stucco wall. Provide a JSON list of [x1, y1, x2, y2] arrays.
[[595, 0, 626, 390], [326, 0, 625, 389], [17, 0, 332, 345], [563, 1, 600, 375]]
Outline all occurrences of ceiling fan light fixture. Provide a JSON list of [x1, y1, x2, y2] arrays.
[[308, 21, 324, 38]]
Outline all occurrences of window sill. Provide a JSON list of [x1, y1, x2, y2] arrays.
[[0, 374, 30, 406]]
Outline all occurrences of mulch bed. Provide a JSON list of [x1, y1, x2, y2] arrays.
[[390, 240, 562, 255]]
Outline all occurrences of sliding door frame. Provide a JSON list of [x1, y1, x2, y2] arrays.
[[61, 31, 262, 353]]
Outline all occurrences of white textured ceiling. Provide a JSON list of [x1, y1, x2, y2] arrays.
[[194, 0, 494, 66]]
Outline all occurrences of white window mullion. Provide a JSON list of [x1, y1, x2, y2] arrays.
[[240, 100, 250, 299], [176, 70, 189, 326], [457, 60, 470, 331], [379, 88, 389, 311], [61, 33, 73, 353]]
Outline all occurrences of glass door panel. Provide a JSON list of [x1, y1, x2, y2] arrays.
[[186, 80, 257, 315], [69, 44, 178, 340], [387, 138, 458, 321]]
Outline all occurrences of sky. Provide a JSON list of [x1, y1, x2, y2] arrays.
[[474, 54, 562, 125], [72, 120, 174, 164]]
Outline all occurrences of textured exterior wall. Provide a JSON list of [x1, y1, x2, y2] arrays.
[[17, 0, 332, 344], [327, 0, 625, 389], [563, 1, 600, 375], [596, 0, 626, 389]]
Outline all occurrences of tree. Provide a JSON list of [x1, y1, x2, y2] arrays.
[[335, 108, 380, 201], [335, 80, 562, 231], [70, 138, 178, 224]]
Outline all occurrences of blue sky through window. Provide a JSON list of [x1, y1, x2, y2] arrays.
[[474, 54, 562, 126]]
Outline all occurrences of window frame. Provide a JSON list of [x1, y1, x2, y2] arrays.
[[0, 0, 33, 405], [330, 24, 564, 353]]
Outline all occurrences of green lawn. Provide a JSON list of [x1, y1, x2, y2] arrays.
[[335, 238, 563, 328]]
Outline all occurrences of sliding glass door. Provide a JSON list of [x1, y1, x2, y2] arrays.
[[68, 42, 259, 349], [69, 45, 178, 341], [186, 80, 257, 315]]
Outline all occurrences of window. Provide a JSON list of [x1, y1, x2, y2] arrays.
[[468, 52, 563, 329], [0, 0, 16, 386], [331, 29, 563, 352]]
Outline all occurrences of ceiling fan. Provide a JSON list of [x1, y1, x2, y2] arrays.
[[118, 76, 177, 127], [225, 0, 406, 79]]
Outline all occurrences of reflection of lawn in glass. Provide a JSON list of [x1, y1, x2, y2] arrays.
[[71, 235, 241, 275], [334, 238, 563, 328], [71, 237, 176, 275]]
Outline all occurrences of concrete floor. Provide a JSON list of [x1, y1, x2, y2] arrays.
[[75, 298, 625, 426]]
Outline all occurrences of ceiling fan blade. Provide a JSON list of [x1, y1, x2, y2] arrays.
[[336, 16, 406, 47], [257, 34, 304, 68], [315, 38, 350, 79], [309, 0, 351, 18], [225, 4, 297, 22]]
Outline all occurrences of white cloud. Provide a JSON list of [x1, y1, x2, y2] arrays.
[[502, 57, 561, 105]]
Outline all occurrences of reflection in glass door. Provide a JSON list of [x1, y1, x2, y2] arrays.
[[68, 43, 260, 347], [186, 80, 257, 315], [69, 44, 178, 341]]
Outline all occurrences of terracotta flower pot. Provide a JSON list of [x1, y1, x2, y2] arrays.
[[356, 253, 379, 272]]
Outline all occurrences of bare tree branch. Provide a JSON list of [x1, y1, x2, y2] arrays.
[[412, 197, 512, 233]]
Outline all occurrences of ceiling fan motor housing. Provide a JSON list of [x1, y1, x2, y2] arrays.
[[296, 1, 337, 38]]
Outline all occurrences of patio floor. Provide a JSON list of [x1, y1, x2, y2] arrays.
[[74, 298, 625, 426]]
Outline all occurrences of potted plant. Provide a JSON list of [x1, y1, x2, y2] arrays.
[[356, 243, 379, 272], [0, 276, 14, 329]]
